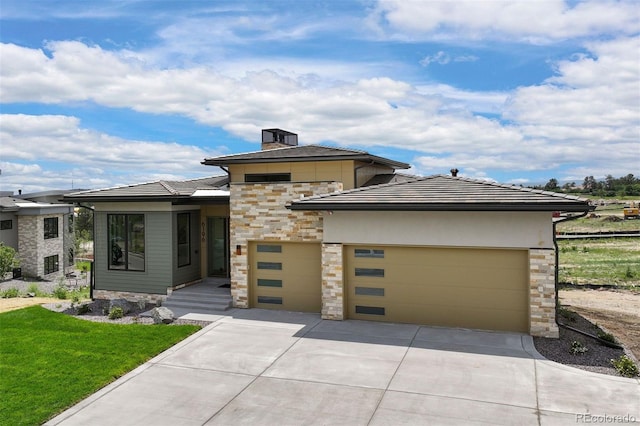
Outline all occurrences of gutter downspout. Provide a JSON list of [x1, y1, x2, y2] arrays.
[[353, 161, 375, 189], [551, 207, 621, 347]]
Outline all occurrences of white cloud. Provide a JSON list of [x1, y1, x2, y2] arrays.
[[370, 0, 640, 42], [419, 51, 478, 66], [0, 114, 220, 192], [1, 32, 638, 189]]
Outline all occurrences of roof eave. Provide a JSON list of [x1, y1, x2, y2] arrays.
[[63, 195, 229, 203], [288, 202, 593, 212], [202, 155, 409, 169]]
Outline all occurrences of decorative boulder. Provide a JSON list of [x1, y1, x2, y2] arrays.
[[109, 298, 131, 314], [152, 307, 174, 324]]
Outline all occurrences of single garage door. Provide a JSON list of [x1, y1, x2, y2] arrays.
[[346, 245, 529, 332], [249, 241, 321, 312]]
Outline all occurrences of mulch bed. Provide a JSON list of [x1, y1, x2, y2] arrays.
[[533, 308, 636, 377]]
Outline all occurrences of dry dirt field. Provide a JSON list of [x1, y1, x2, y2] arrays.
[[559, 289, 640, 360], [0, 297, 63, 313]]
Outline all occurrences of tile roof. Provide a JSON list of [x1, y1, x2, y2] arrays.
[[202, 145, 410, 169], [64, 176, 229, 202], [288, 174, 593, 212]]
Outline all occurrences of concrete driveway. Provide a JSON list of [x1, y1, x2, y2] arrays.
[[47, 309, 640, 425]]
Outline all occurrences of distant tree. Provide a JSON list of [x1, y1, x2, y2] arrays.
[[562, 181, 576, 192], [75, 207, 93, 240], [544, 178, 559, 191], [582, 176, 598, 193], [0, 243, 19, 277]]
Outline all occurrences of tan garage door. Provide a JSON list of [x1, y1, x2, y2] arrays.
[[249, 242, 321, 312], [346, 246, 529, 332]]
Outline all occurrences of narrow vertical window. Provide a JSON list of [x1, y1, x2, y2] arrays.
[[108, 214, 145, 271], [177, 213, 191, 267]]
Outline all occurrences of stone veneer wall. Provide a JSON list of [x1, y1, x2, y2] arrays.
[[18, 214, 66, 280], [529, 248, 559, 338], [93, 289, 166, 304], [229, 181, 342, 308], [321, 243, 343, 319]]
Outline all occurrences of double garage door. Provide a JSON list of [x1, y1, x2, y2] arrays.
[[346, 246, 529, 333], [249, 242, 529, 333]]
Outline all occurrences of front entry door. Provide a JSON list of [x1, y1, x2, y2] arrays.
[[207, 217, 229, 277]]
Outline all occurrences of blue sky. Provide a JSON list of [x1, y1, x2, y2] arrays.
[[1, 0, 638, 193]]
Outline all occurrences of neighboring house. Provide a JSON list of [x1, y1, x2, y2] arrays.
[[65, 129, 592, 337], [0, 195, 75, 280]]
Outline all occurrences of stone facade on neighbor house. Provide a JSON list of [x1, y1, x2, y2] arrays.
[[17, 213, 74, 280], [229, 181, 342, 308], [528, 248, 559, 338]]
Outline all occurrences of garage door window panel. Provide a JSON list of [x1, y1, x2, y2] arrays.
[[257, 244, 282, 253], [354, 248, 384, 258], [355, 305, 386, 316], [257, 262, 282, 270], [257, 279, 283, 288], [257, 296, 283, 305], [355, 286, 385, 296], [355, 268, 384, 277]]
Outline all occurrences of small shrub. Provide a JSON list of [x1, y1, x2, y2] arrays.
[[558, 306, 577, 322], [597, 331, 618, 345], [72, 295, 80, 304], [1, 287, 20, 298], [53, 286, 68, 300], [611, 355, 639, 377], [26, 283, 43, 296], [569, 340, 588, 355], [76, 304, 91, 315], [624, 266, 635, 279], [108, 306, 124, 320]]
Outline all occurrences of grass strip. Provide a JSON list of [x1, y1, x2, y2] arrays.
[[0, 306, 200, 426]]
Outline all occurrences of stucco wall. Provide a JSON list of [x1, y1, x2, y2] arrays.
[[323, 210, 554, 249]]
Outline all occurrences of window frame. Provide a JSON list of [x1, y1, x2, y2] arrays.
[[44, 254, 59, 275], [0, 220, 12, 230], [107, 214, 145, 272], [44, 217, 59, 239], [244, 173, 291, 183], [177, 212, 191, 268]]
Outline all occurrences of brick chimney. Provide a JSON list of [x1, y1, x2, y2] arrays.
[[261, 129, 298, 150]]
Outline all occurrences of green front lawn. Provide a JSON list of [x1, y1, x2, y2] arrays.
[[0, 307, 200, 426]]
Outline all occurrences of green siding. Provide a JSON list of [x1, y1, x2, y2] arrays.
[[95, 211, 173, 294]]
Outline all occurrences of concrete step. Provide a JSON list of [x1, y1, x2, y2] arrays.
[[163, 299, 232, 312], [168, 293, 232, 304]]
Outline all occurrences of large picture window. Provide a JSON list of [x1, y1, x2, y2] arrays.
[[177, 213, 191, 267], [44, 217, 58, 239], [108, 214, 145, 271]]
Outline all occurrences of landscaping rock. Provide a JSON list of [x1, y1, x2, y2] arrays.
[[152, 307, 174, 324], [109, 298, 131, 314]]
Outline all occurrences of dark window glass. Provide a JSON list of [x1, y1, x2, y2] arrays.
[[355, 268, 384, 277], [44, 255, 59, 275], [257, 296, 283, 305], [108, 214, 145, 271], [355, 287, 385, 296], [257, 262, 282, 270], [355, 305, 385, 316], [0, 220, 12, 230], [257, 279, 283, 287], [354, 249, 384, 258], [245, 173, 291, 183], [68, 214, 74, 234], [44, 217, 58, 239], [68, 247, 74, 266], [177, 213, 191, 267], [257, 244, 282, 253]]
